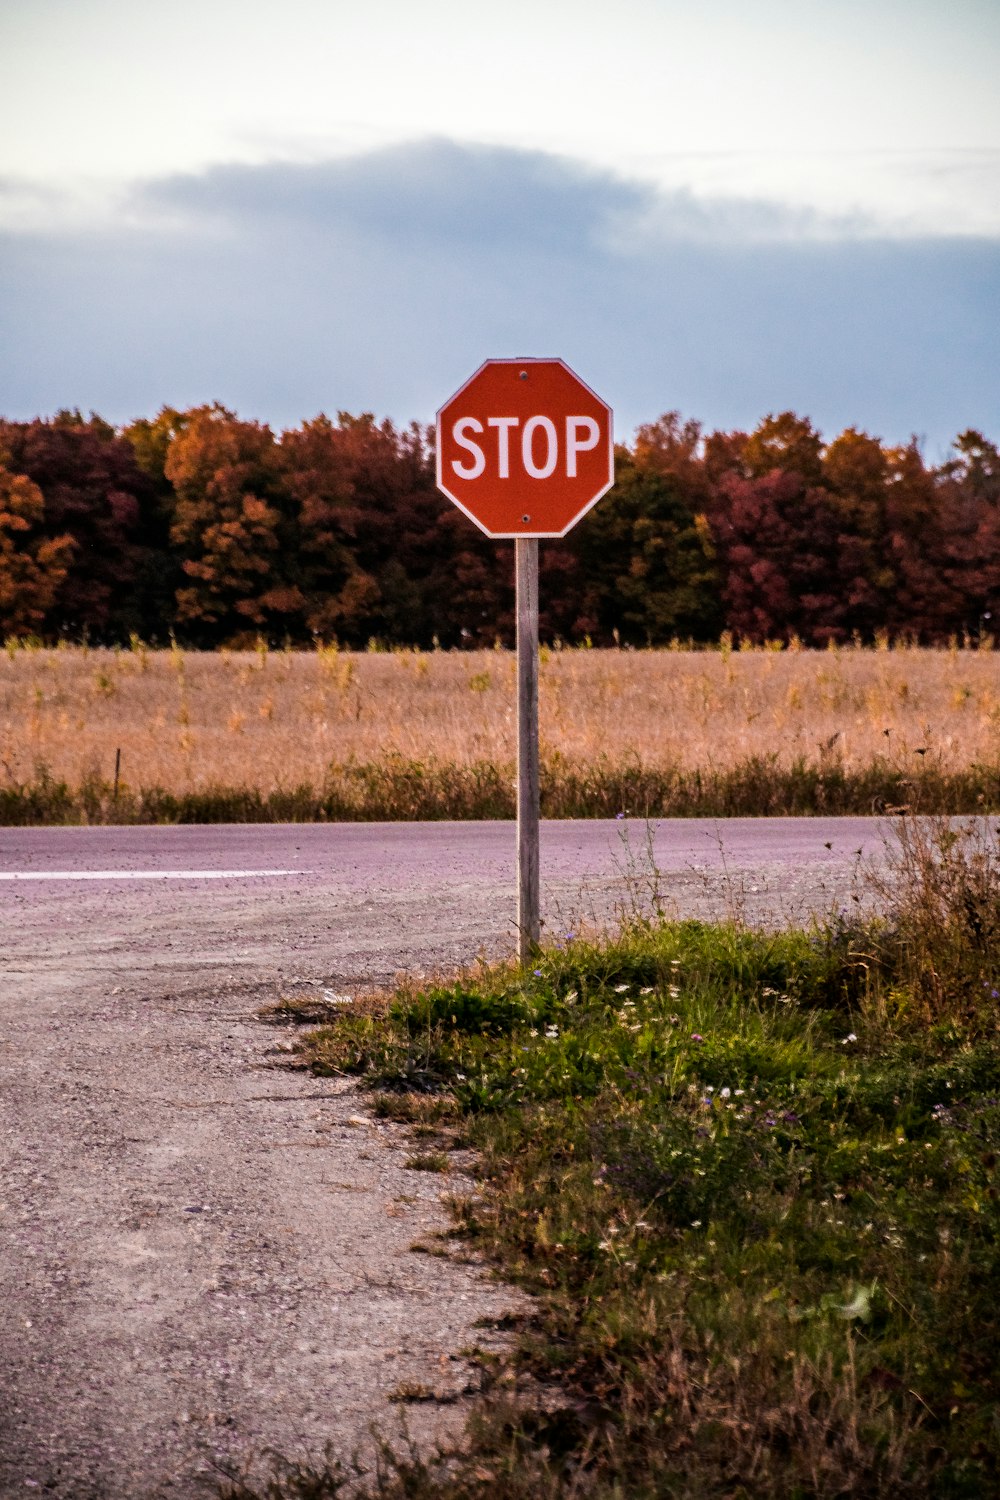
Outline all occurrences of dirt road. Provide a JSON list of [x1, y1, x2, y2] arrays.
[[0, 818, 887, 1497]]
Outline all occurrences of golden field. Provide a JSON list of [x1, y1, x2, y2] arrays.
[[2, 640, 998, 799]]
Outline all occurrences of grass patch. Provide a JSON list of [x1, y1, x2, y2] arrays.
[[404, 1152, 452, 1174], [2, 755, 1000, 822], [222, 821, 1000, 1498]]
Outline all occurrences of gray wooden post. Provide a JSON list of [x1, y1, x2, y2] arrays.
[[516, 537, 540, 963]]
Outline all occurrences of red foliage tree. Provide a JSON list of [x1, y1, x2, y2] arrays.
[[0, 412, 154, 639]]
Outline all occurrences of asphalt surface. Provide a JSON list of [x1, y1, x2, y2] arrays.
[[0, 818, 887, 1000], [0, 817, 890, 1498]]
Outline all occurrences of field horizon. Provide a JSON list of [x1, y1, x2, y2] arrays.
[[2, 641, 999, 823]]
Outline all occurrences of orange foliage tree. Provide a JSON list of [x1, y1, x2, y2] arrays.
[[0, 462, 75, 637]]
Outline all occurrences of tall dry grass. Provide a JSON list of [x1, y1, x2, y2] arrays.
[[1, 639, 998, 820]]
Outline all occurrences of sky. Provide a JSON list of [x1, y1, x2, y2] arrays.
[[1, 0, 998, 456]]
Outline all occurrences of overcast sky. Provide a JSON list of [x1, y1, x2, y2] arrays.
[[1, 0, 998, 454]]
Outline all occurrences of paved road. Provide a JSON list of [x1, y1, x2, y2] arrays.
[[0, 817, 888, 1005], [0, 817, 890, 1497]]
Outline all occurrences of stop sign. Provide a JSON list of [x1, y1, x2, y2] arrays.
[[436, 357, 614, 538]]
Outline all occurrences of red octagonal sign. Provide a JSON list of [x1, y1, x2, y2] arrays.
[[436, 357, 614, 538]]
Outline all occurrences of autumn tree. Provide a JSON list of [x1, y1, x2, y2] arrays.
[[743, 411, 824, 484], [165, 406, 302, 643], [0, 412, 154, 639], [317, 413, 498, 647], [0, 461, 75, 637], [278, 415, 380, 640], [121, 406, 188, 639]]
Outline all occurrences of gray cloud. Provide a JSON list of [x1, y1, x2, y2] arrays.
[[135, 140, 648, 254], [135, 139, 881, 249], [1, 139, 998, 455]]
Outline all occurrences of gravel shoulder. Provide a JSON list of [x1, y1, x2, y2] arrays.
[[0, 968, 518, 1498]]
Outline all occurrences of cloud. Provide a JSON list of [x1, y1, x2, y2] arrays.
[[134, 139, 883, 249], [135, 140, 648, 254], [1, 140, 997, 455]]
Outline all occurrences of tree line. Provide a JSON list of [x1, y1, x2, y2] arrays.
[[1, 404, 997, 648]]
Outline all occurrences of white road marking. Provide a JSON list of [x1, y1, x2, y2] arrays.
[[0, 869, 309, 882]]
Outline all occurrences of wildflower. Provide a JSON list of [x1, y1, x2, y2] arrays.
[[668, 1014, 680, 1026], [545, 1026, 559, 1039], [691, 1032, 704, 1043], [565, 931, 575, 942], [563, 989, 578, 1003], [668, 985, 680, 998], [640, 986, 653, 995], [706, 1084, 714, 1092], [720, 1087, 731, 1099], [690, 1219, 702, 1228], [734, 1088, 745, 1096], [533, 969, 543, 978], [841, 1032, 858, 1044], [614, 983, 629, 993], [616, 811, 625, 820]]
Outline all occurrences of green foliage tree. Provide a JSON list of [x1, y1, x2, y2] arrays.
[[570, 440, 722, 643]]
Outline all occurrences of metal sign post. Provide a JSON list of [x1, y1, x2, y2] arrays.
[[435, 358, 613, 965], [515, 538, 540, 961]]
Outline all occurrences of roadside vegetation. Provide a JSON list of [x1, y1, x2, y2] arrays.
[[2, 640, 1000, 823], [224, 817, 1000, 1498]]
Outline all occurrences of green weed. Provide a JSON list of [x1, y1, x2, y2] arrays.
[[265, 825, 1000, 1498]]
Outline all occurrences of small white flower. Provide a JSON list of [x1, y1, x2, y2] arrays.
[[720, 1087, 731, 1099], [690, 1219, 702, 1228], [735, 1088, 745, 1096], [614, 983, 629, 993], [640, 987, 653, 995], [668, 985, 680, 999], [545, 1026, 559, 1039], [841, 1033, 858, 1044]]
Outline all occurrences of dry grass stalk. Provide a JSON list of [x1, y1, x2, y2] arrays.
[[0, 640, 997, 796]]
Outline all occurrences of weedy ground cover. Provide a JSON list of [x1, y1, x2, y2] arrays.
[[223, 819, 1000, 1499], [1, 639, 999, 822]]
